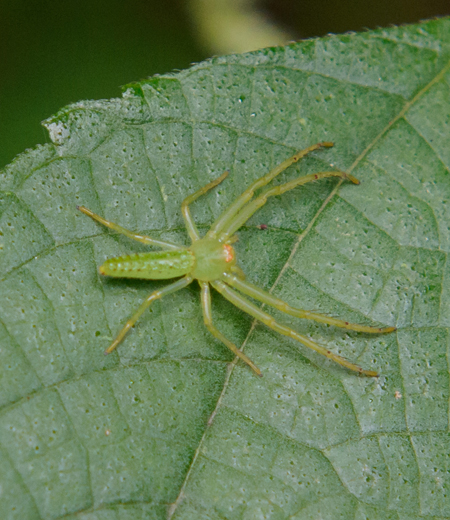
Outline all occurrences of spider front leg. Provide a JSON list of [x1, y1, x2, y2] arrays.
[[212, 280, 378, 377], [207, 142, 334, 238], [200, 282, 262, 376], [223, 273, 396, 334], [219, 170, 358, 241], [77, 205, 180, 250]]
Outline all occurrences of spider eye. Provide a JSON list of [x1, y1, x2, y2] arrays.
[[224, 244, 234, 263]]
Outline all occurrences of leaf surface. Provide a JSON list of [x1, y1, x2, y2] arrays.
[[1, 18, 450, 520]]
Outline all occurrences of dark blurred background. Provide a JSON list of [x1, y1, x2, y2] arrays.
[[1, 0, 449, 169]]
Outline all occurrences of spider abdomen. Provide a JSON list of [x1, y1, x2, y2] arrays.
[[99, 250, 194, 280]]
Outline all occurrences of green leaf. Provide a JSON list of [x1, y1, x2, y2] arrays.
[[1, 17, 450, 520]]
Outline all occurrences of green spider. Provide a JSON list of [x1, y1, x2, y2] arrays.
[[78, 142, 395, 377]]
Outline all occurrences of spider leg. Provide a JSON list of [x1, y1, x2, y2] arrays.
[[230, 265, 246, 280], [219, 169, 358, 241], [77, 206, 181, 250], [104, 276, 193, 354], [200, 282, 262, 376], [211, 280, 378, 377], [207, 142, 333, 238], [181, 171, 229, 242], [223, 272, 396, 334]]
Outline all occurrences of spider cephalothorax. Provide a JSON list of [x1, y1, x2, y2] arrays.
[[189, 239, 237, 281]]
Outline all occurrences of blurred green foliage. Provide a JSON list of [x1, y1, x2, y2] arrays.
[[0, 0, 206, 168], [265, 0, 450, 39], [1, 0, 449, 169]]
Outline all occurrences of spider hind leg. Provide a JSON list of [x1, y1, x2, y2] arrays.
[[104, 276, 193, 354], [77, 205, 180, 250]]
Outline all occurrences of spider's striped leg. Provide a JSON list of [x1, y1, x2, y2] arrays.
[[212, 280, 378, 377], [181, 171, 229, 241], [222, 273, 396, 334], [218, 170, 358, 241], [77, 206, 181, 250], [200, 282, 262, 376], [105, 276, 193, 354], [207, 142, 333, 238]]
